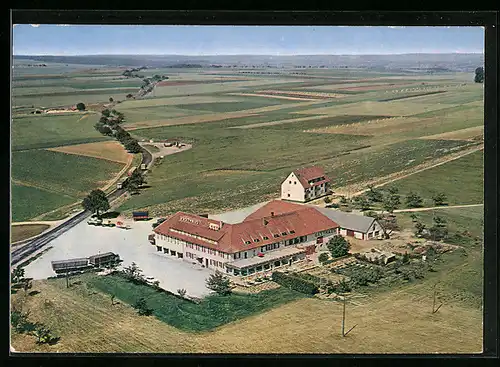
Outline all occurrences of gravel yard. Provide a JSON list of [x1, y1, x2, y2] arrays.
[[22, 219, 213, 298]]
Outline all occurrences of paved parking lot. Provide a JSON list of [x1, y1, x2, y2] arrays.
[[23, 219, 213, 298]]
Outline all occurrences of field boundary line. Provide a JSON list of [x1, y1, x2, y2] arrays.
[[393, 203, 483, 213], [99, 153, 135, 192], [336, 144, 484, 197], [11, 179, 76, 199]]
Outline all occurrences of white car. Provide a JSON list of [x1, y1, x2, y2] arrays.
[[145, 276, 157, 284]]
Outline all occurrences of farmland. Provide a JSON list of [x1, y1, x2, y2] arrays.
[[11, 61, 483, 228], [11, 224, 50, 244]]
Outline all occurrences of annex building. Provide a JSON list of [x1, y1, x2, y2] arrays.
[[281, 165, 331, 202]]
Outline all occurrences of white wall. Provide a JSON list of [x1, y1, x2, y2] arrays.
[[281, 172, 305, 202], [365, 220, 383, 239], [155, 233, 184, 254]]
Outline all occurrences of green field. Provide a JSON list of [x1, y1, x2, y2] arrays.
[[11, 184, 75, 222], [11, 113, 108, 151], [12, 150, 124, 198], [87, 274, 304, 332], [387, 150, 483, 206]]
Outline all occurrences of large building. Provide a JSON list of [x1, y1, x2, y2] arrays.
[[151, 200, 340, 277], [281, 166, 331, 202]]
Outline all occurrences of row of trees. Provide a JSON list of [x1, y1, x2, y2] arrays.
[[412, 214, 449, 242], [93, 108, 142, 154]]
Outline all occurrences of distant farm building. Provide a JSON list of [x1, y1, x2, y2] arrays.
[[88, 252, 120, 267], [281, 166, 331, 202], [51, 252, 120, 274]]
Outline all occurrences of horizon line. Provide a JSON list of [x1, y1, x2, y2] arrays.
[[14, 52, 485, 57]]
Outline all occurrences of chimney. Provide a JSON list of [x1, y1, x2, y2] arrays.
[[219, 220, 223, 229], [271, 211, 275, 217], [263, 219, 269, 226]]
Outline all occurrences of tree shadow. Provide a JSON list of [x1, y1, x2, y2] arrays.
[[101, 211, 121, 219], [28, 290, 40, 296], [47, 336, 61, 346]]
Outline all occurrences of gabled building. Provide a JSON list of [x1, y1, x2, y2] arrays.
[[313, 208, 383, 240], [281, 165, 331, 202], [151, 202, 340, 277]]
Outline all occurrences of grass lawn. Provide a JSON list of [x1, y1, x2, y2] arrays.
[[387, 150, 483, 206], [11, 113, 108, 151], [10, 223, 50, 243], [11, 150, 124, 198], [86, 274, 304, 332], [142, 144, 160, 153], [10, 184, 76, 222]]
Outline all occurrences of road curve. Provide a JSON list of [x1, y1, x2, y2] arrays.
[[11, 150, 151, 267]]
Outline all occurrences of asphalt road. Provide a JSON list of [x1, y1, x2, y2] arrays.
[[11, 148, 153, 267]]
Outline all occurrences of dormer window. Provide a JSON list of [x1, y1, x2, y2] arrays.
[[253, 238, 260, 243], [273, 234, 280, 238], [263, 236, 269, 240], [281, 232, 287, 236], [289, 230, 296, 234], [245, 240, 251, 245]]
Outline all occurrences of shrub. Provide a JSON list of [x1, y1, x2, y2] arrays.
[[337, 279, 352, 293], [405, 192, 423, 208], [206, 271, 232, 296], [177, 288, 187, 297], [272, 272, 319, 295], [323, 197, 332, 204], [76, 102, 86, 111], [133, 297, 153, 316], [318, 253, 329, 264]]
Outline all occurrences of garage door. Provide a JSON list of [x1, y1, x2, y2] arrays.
[[346, 230, 355, 237]]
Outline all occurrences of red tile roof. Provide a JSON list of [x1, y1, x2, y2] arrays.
[[293, 166, 330, 188], [153, 203, 339, 254]]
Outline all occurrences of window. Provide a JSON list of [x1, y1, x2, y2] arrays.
[[281, 232, 287, 236], [253, 250, 256, 255], [289, 230, 295, 234], [256, 265, 263, 272], [264, 264, 270, 270], [287, 194, 290, 197], [244, 252, 248, 259], [289, 181, 292, 184], [245, 240, 251, 245], [261, 246, 265, 252], [253, 239, 260, 243], [274, 234, 280, 238], [234, 254, 237, 260], [294, 181, 296, 184], [263, 236, 269, 240], [234, 269, 240, 276]]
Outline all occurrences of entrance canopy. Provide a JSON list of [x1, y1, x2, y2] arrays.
[[226, 247, 306, 270]]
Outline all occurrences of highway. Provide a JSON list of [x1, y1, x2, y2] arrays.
[[11, 147, 153, 267]]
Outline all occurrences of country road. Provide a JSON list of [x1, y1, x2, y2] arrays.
[[393, 203, 483, 213]]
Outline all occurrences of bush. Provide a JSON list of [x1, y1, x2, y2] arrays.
[[323, 197, 332, 204], [206, 271, 232, 296], [76, 102, 86, 111], [318, 253, 329, 264], [405, 192, 423, 208], [272, 272, 319, 295], [133, 297, 153, 316]]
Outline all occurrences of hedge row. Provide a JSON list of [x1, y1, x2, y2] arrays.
[[272, 272, 319, 295]]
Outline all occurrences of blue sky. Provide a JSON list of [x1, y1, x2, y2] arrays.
[[12, 25, 484, 55]]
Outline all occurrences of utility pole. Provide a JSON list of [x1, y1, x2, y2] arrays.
[[341, 294, 357, 337], [432, 283, 443, 314], [65, 263, 69, 288]]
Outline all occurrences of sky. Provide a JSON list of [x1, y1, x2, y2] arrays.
[[12, 25, 484, 56]]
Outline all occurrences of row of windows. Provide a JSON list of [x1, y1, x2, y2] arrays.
[[185, 243, 228, 258], [243, 230, 295, 245], [170, 228, 217, 245], [210, 259, 224, 268], [262, 243, 280, 252]]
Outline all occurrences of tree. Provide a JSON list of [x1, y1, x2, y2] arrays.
[[206, 271, 232, 296], [109, 97, 114, 102], [97, 125, 113, 136], [414, 221, 426, 237], [132, 297, 153, 316], [11, 267, 25, 284], [474, 67, 484, 83], [405, 192, 423, 208], [353, 195, 371, 211], [327, 235, 350, 258], [323, 196, 332, 204], [318, 253, 330, 264], [432, 192, 447, 206], [387, 186, 399, 195], [410, 213, 419, 222], [76, 102, 86, 111], [123, 262, 143, 281], [177, 288, 187, 297], [366, 184, 383, 202], [99, 116, 108, 124], [102, 109, 111, 117], [32, 325, 56, 344], [126, 93, 134, 99], [124, 139, 142, 153], [429, 216, 448, 241], [81, 189, 110, 217], [376, 214, 400, 239], [382, 193, 401, 213]]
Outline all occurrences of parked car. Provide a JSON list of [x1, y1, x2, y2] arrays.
[[87, 217, 103, 226], [145, 276, 158, 284]]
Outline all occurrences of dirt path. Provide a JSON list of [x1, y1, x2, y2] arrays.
[[393, 203, 483, 213], [99, 153, 134, 192], [335, 144, 484, 198], [139, 142, 193, 169]]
